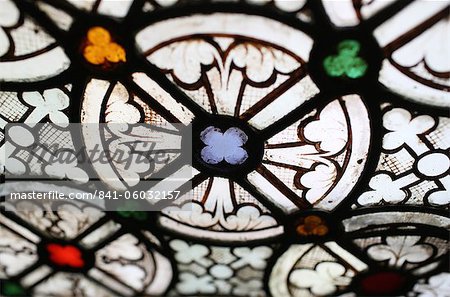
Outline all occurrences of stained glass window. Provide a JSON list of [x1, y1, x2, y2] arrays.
[[1, 0, 449, 296]]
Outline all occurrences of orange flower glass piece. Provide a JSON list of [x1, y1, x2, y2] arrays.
[[296, 215, 329, 236], [83, 27, 126, 65]]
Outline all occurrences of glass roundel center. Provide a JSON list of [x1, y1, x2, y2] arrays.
[[192, 115, 264, 177], [200, 126, 248, 165], [83, 26, 126, 66]]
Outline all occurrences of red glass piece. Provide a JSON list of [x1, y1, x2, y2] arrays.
[[46, 243, 85, 268], [360, 271, 406, 295]]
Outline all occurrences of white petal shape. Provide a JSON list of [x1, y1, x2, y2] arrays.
[[43, 89, 69, 110], [224, 127, 248, 147], [224, 147, 248, 165], [200, 126, 223, 146], [0, 0, 20, 27], [0, 29, 10, 57], [275, 0, 307, 12], [22, 91, 46, 107], [201, 145, 224, 164], [49, 111, 68, 123]]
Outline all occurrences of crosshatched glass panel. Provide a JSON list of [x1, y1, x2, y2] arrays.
[[0, 0, 449, 296]]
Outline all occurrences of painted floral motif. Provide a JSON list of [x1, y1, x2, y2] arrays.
[[260, 95, 370, 210], [269, 243, 367, 297], [0, 227, 38, 278], [299, 164, 338, 201], [32, 272, 115, 297], [166, 200, 276, 231], [391, 19, 450, 77], [104, 83, 141, 123], [200, 127, 248, 165], [413, 272, 450, 297], [44, 151, 89, 183], [376, 1, 450, 107], [383, 108, 435, 151], [94, 234, 156, 291], [5, 202, 104, 239], [170, 240, 211, 265], [177, 273, 216, 295], [290, 262, 352, 296], [161, 177, 281, 242], [356, 105, 449, 207], [232, 246, 272, 269], [136, 13, 316, 126], [302, 102, 348, 152], [367, 236, 433, 267], [148, 39, 300, 87], [169, 239, 272, 297], [22, 89, 70, 124], [346, 210, 449, 280], [358, 173, 408, 204]]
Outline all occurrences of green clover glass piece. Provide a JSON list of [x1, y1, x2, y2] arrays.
[[117, 209, 132, 218], [323, 39, 368, 79], [346, 57, 368, 78], [117, 201, 149, 221], [323, 56, 346, 77], [131, 211, 149, 221], [337, 39, 360, 57], [2, 281, 26, 296]]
